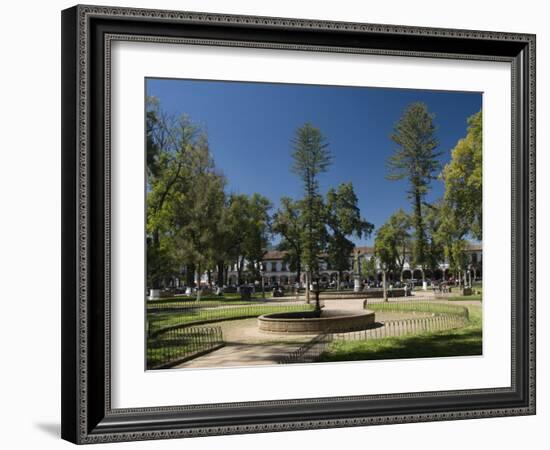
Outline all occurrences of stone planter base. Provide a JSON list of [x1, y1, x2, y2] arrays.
[[148, 289, 162, 300], [258, 309, 375, 334], [461, 287, 473, 296]]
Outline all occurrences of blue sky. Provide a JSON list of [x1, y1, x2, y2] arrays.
[[146, 78, 482, 246]]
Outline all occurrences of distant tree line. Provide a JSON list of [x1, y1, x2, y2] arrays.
[[147, 96, 482, 300], [146, 99, 373, 300]]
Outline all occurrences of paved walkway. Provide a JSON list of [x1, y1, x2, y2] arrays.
[[174, 342, 303, 368], [174, 318, 315, 368]]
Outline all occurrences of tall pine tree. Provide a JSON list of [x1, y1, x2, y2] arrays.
[[387, 103, 441, 278], [291, 123, 332, 303]]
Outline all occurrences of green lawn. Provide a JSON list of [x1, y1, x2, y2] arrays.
[[148, 303, 314, 334], [147, 337, 210, 369], [147, 298, 262, 311], [150, 292, 270, 304], [446, 293, 482, 301], [439, 281, 483, 301], [472, 282, 483, 290], [365, 301, 469, 318], [147, 327, 224, 369], [319, 305, 482, 362], [446, 282, 483, 301]]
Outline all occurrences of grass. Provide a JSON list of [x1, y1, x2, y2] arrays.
[[147, 337, 204, 368], [148, 303, 315, 333], [147, 346, 183, 369], [319, 305, 482, 362], [437, 281, 483, 301], [151, 292, 269, 302], [147, 298, 261, 310], [365, 301, 470, 319], [446, 293, 482, 301], [147, 327, 223, 369]]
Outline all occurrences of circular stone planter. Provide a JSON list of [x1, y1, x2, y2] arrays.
[[258, 309, 375, 334]]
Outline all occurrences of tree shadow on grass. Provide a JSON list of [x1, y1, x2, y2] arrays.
[[319, 328, 482, 362]]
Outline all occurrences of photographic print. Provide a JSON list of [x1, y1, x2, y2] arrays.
[[145, 79, 483, 370]]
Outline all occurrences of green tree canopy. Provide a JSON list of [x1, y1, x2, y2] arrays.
[[240, 193, 273, 282], [170, 135, 226, 299], [440, 110, 482, 241], [361, 255, 378, 281], [209, 193, 272, 285], [436, 110, 482, 283], [422, 202, 446, 275], [291, 123, 332, 195], [146, 99, 206, 289], [272, 197, 303, 284], [373, 209, 412, 278], [325, 182, 373, 281]]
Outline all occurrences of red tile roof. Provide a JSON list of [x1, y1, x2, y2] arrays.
[[466, 243, 482, 251], [262, 250, 287, 260]]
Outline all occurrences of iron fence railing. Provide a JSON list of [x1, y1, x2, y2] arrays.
[[364, 300, 470, 320], [281, 301, 470, 364], [279, 332, 333, 364], [147, 326, 223, 370], [332, 314, 468, 342]]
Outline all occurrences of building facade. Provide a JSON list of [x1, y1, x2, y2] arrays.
[[225, 244, 482, 287]]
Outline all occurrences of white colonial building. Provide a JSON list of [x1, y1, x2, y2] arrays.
[[224, 243, 482, 287]]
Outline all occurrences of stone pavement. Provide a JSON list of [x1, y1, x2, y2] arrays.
[[174, 317, 315, 368], [174, 342, 302, 368]]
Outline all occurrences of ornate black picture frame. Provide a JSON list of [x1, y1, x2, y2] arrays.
[[61, 4, 536, 444]]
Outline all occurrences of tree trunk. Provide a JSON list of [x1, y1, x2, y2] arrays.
[[186, 263, 196, 287], [151, 229, 161, 289], [314, 279, 321, 316], [216, 261, 224, 286], [413, 190, 425, 268], [383, 270, 388, 302], [195, 264, 202, 301], [305, 271, 311, 303], [237, 257, 245, 286]]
